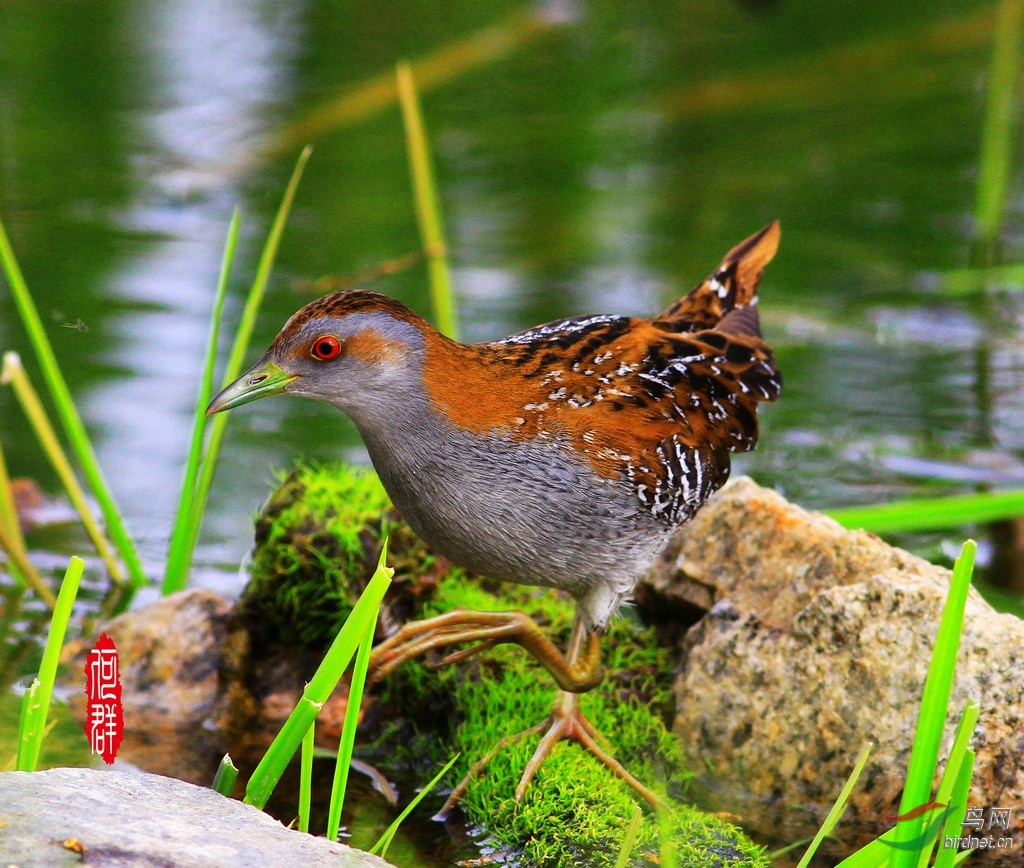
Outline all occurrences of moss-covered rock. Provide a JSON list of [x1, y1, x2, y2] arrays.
[[394, 573, 765, 867], [242, 463, 444, 649], [248, 461, 768, 867]]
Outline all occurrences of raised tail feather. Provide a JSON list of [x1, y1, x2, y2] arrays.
[[654, 221, 781, 335]]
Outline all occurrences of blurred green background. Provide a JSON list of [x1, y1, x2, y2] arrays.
[[1, 0, 1022, 591]]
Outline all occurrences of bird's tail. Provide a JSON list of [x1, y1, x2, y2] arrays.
[[654, 221, 781, 336]]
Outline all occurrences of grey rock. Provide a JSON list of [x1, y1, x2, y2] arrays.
[[0, 767, 393, 867]]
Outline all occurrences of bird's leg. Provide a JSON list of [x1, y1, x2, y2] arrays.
[[367, 607, 602, 692], [432, 616, 666, 818]]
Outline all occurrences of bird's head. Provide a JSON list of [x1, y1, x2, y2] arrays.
[[207, 290, 430, 419]]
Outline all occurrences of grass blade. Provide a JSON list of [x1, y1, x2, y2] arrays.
[[16, 679, 45, 768], [826, 488, 1024, 534], [16, 556, 85, 770], [0, 441, 54, 604], [212, 753, 239, 796], [935, 748, 975, 868], [327, 595, 379, 840], [836, 833, 904, 868], [890, 540, 975, 867], [162, 208, 241, 594], [932, 702, 980, 868], [0, 440, 28, 573], [2, 353, 124, 585], [0, 219, 145, 588], [928, 262, 1024, 296], [188, 148, 312, 566], [369, 753, 460, 858], [933, 700, 979, 810], [657, 802, 678, 868], [244, 548, 392, 809], [397, 60, 458, 339], [973, 0, 1024, 255], [298, 721, 315, 833], [796, 742, 874, 868], [613, 804, 644, 868], [0, 520, 55, 609]]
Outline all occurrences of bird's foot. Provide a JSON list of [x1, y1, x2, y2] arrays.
[[367, 608, 602, 693], [434, 689, 665, 820]]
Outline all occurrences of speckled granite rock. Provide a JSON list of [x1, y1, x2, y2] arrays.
[[0, 768, 392, 867], [643, 477, 1024, 859]]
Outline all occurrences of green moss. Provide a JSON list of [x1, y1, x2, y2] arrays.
[[242, 462, 393, 648], [248, 461, 768, 866], [403, 572, 765, 867]]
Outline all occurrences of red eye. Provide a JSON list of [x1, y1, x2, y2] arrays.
[[311, 335, 342, 361]]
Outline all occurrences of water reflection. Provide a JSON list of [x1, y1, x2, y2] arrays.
[[77, 0, 302, 572]]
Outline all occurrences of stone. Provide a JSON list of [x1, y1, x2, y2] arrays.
[[64, 588, 251, 785], [0, 767, 392, 867], [642, 477, 1024, 859]]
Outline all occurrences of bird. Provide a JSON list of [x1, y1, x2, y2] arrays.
[[208, 221, 782, 813]]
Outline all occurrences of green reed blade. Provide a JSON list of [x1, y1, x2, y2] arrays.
[[162, 208, 240, 595], [835, 750, 970, 867], [932, 700, 979, 812], [0, 439, 55, 605], [890, 541, 975, 867], [934, 747, 975, 868], [929, 262, 1024, 296], [326, 602, 377, 841], [973, 0, 1024, 254], [369, 753, 460, 859], [16, 679, 44, 769], [0, 219, 145, 588], [826, 487, 1024, 534], [298, 720, 314, 833], [657, 801, 678, 868], [2, 353, 124, 585], [0, 520, 55, 609], [397, 60, 458, 340], [16, 556, 84, 771], [613, 804, 644, 868], [838, 824, 926, 868], [932, 703, 979, 868], [188, 148, 312, 559], [836, 835, 892, 867], [212, 753, 239, 796], [0, 440, 26, 563], [796, 742, 874, 868], [244, 548, 392, 810]]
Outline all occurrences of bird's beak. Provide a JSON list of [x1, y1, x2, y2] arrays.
[[206, 357, 299, 415]]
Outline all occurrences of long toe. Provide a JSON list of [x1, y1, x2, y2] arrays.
[[513, 691, 666, 811], [433, 691, 664, 818]]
